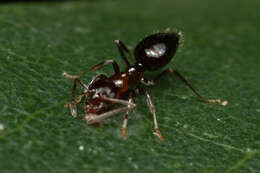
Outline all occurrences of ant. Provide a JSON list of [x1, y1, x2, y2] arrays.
[[63, 29, 227, 141]]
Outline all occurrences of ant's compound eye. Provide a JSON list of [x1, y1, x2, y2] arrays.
[[134, 32, 180, 71], [145, 43, 166, 58]]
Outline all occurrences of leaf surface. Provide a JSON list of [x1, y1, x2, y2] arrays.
[[0, 0, 259, 172]]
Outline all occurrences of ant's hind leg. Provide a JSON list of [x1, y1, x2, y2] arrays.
[[141, 68, 173, 86], [114, 40, 136, 67], [144, 89, 164, 141], [85, 96, 136, 125], [143, 68, 228, 106], [170, 69, 228, 106]]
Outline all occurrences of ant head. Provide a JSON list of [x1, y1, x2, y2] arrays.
[[134, 31, 181, 71]]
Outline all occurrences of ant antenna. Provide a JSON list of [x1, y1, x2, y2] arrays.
[[62, 72, 81, 79]]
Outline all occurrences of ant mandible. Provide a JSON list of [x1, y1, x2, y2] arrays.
[[63, 29, 227, 141]]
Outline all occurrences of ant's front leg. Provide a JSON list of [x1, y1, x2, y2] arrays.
[[62, 77, 88, 117], [63, 73, 96, 117], [85, 96, 136, 125]]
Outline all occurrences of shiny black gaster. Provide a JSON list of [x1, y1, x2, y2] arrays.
[[134, 32, 180, 71]]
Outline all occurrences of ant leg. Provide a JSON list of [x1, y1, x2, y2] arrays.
[[85, 96, 136, 124], [62, 60, 120, 80], [63, 73, 98, 117], [88, 74, 107, 87], [65, 91, 88, 117], [170, 69, 227, 106], [141, 68, 174, 86], [88, 60, 120, 74], [65, 78, 86, 117], [122, 91, 134, 139], [101, 95, 135, 108], [114, 40, 135, 67], [141, 78, 155, 86], [85, 107, 132, 125], [142, 68, 228, 106], [144, 89, 164, 141], [63, 72, 107, 90]]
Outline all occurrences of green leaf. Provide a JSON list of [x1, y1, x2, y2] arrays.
[[0, 0, 259, 172]]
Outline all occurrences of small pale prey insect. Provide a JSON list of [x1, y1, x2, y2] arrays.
[[63, 29, 227, 141]]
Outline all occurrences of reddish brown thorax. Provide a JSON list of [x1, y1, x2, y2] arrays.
[[85, 64, 145, 114]]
